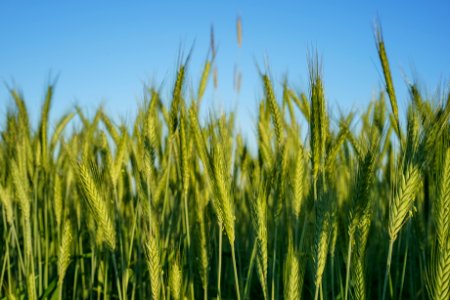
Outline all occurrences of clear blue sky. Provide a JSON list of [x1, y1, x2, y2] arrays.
[[1, 1, 449, 143]]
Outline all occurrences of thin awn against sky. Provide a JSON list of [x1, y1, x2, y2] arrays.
[[1, 1, 449, 142]]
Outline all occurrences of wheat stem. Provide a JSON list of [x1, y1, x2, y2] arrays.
[[231, 245, 241, 300], [382, 239, 394, 300]]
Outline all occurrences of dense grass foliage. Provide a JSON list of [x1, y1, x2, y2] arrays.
[[1, 32, 449, 300]]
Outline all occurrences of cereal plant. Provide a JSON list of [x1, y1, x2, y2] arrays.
[[0, 27, 449, 300]]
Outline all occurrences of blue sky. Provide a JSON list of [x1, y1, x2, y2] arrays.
[[1, 1, 449, 143]]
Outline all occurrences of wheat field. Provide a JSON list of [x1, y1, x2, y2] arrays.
[[0, 28, 449, 300]]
